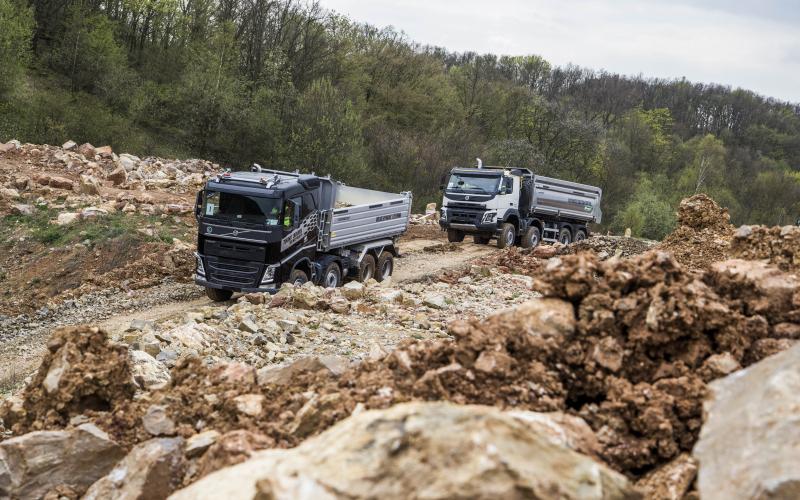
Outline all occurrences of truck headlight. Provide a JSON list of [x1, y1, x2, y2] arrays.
[[261, 265, 277, 285], [195, 253, 205, 277], [440, 210, 447, 221], [482, 212, 497, 223]]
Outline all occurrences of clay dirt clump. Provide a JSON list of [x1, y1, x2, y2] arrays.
[[658, 194, 735, 269]]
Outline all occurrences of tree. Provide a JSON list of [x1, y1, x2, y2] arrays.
[[612, 176, 676, 240], [0, 0, 34, 95]]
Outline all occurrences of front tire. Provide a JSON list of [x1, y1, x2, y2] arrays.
[[447, 229, 465, 243], [497, 223, 516, 249], [206, 287, 233, 302], [559, 227, 572, 245], [322, 262, 342, 288], [474, 235, 491, 245], [520, 226, 541, 249], [376, 251, 394, 282], [575, 229, 587, 242], [289, 269, 309, 286]]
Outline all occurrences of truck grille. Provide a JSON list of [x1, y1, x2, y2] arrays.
[[205, 256, 263, 287], [448, 209, 483, 224]]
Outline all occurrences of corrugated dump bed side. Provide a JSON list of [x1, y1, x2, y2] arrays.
[[326, 185, 411, 249], [531, 175, 603, 224]]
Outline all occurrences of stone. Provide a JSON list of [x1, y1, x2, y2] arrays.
[[238, 314, 259, 334], [83, 437, 185, 500], [694, 342, 800, 500], [474, 350, 514, 374], [193, 430, 274, 480], [95, 145, 113, 157], [62, 140, 77, 150], [0, 141, 19, 153], [118, 153, 140, 171], [167, 322, 214, 350], [10, 203, 33, 216], [328, 296, 350, 314], [368, 341, 388, 361], [170, 402, 637, 500], [257, 355, 348, 387], [142, 405, 176, 436], [81, 206, 108, 219], [43, 174, 75, 190], [233, 394, 264, 417], [0, 424, 125, 499], [77, 143, 96, 158], [56, 212, 80, 226], [128, 319, 155, 332], [593, 336, 624, 372], [635, 454, 698, 500], [377, 289, 403, 304], [276, 319, 299, 333], [422, 293, 447, 309], [709, 259, 799, 320], [106, 166, 127, 185], [79, 175, 102, 195], [185, 430, 220, 458], [0, 188, 19, 199], [211, 362, 256, 385], [130, 350, 170, 390], [341, 281, 365, 300], [699, 352, 741, 381]]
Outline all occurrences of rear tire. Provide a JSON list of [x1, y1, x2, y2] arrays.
[[474, 235, 491, 245], [322, 262, 342, 288], [447, 229, 465, 243], [558, 227, 572, 245], [205, 287, 233, 302], [289, 269, 309, 286], [520, 226, 541, 249], [497, 223, 516, 249], [376, 251, 394, 282], [575, 229, 587, 242], [356, 254, 376, 282]]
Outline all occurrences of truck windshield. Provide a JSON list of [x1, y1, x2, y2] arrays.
[[446, 174, 501, 194], [202, 191, 282, 225]]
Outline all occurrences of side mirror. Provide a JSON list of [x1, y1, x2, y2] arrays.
[[194, 191, 203, 219], [439, 173, 448, 191]]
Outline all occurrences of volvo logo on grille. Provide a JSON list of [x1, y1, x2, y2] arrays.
[[233, 230, 239, 236], [206, 226, 213, 234], [465, 195, 470, 200]]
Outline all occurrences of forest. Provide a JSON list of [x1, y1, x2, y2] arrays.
[[1, 0, 799, 238]]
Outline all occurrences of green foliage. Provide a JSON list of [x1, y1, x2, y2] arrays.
[[0, 0, 34, 95], [612, 176, 676, 240], [3, 0, 800, 222]]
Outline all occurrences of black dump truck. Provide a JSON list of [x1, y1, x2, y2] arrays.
[[194, 167, 412, 301]]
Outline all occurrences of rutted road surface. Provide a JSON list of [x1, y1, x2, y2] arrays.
[[0, 238, 496, 391]]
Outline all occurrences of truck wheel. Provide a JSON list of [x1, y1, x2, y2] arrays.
[[575, 229, 587, 242], [322, 262, 342, 288], [520, 226, 541, 249], [289, 269, 309, 286], [376, 251, 394, 282], [497, 223, 516, 249], [356, 254, 376, 282], [474, 235, 491, 245], [205, 287, 233, 302], [559, 228, 572, 245], [447, 229, 465, 243]]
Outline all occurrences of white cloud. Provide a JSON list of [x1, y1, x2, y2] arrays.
[[318, 0, 800, 103]]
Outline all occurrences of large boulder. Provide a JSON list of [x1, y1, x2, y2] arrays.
[[256, 355, 349, 387], [83, 437, 185, 500], [170, 402, 639, 500], [0, 423, 125, 499], [130, 350, 170, 390], [694, 342, 800, 499]]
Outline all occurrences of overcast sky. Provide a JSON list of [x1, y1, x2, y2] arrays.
[[317, 0, 800, 103]]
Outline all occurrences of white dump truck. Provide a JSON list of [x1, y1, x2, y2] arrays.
[[439, 160, 602, 248], [194, 167, 412, 301]]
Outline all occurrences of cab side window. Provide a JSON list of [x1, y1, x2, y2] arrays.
[[282, 199, 297, 228], [501, 177, 513, 195], [300, 193, 316, 218]]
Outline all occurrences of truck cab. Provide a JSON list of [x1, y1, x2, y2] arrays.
[[440, 164, 530, 247]]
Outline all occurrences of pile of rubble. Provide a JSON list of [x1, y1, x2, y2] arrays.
[[2, 249, 798, 498], [730, 224, 800, 273], [560, 234, 657, 259], [659, 194, 735, 269]]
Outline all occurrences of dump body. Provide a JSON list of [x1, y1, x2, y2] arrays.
[[323, 185, 411, 250], [530, 175, 602, 224]]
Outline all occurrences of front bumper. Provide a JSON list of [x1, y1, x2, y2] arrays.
[[440, 220, 502, 234], [194, 275, 278, 294]]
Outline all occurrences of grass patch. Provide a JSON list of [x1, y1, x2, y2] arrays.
[[0, 206, 188, 247]]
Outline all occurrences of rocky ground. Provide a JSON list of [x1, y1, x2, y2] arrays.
[[1, 139, 799, 500]]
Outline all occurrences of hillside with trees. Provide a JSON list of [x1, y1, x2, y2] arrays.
[[1, 0, 799, 238]]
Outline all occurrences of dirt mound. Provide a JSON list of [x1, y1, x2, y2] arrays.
[[658, 194, 735, 270], [0, 326, 135, 434], [473, 247, 546, 277], [561, 235, 656, 259], [730, 225, 800, 273], [422, 243, 462, 253]]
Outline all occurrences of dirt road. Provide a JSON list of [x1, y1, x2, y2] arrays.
[[0, 238, 496, 392]]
